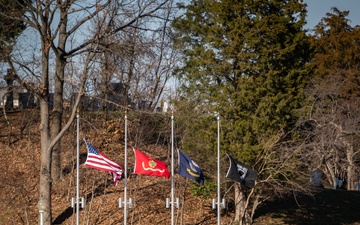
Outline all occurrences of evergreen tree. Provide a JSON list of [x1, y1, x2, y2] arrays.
[[0, 0, 26, 61], [172, 0, 312, 222]]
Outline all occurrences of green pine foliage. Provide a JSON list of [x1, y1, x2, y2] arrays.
[[172, 0, 312, 166], [189, 181, 216, 198], [173, 99, 218, 171], [0, 0, 26, 60]]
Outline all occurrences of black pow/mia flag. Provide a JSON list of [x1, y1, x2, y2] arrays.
[[225, 154, 257, 188]]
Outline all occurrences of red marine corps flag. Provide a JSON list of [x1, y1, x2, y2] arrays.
[[133, 148, 170, 178]]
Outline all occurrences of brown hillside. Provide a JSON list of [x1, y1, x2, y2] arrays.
[[2, 109, 360, 225], [0, 109, 234, 225]]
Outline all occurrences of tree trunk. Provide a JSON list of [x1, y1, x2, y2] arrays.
[[39, 98, 52, 225], [51, 55, 65, 182], [234, 183, 246, 225], [4, 69, 14, 110], [39, 59, 52, 225], [346, 142, 354, 190], [51, 4, 68, 182], [101, 45, 111, 120], [50, 63, 63, 182], [38, 7, 52, 224]]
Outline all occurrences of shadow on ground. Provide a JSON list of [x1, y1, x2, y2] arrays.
[[253, 188, 360, 225]]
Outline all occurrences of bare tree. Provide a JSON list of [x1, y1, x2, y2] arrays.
[[229, 130, 314, 225], [300, 70, 360, 190], [2, 0, 172, 224], [302, 8, 360, 191], [89, 0, 178, 112]]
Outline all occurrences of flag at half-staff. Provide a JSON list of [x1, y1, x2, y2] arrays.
[[225, 154, 257, 188], [84, 139, 123, 186], [133, 148, 170, 178], [178, 149, 204, 185]]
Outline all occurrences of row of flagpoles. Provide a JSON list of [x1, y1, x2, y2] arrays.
[[70, 112, 257, 225]]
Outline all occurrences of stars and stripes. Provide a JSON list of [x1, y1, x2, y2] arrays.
[[84, 139, 123, 185]]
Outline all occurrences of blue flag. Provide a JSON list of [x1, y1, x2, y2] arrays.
[[178, 150, 204, 185]]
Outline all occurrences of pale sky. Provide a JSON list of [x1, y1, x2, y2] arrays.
[[304, 0, 360, 29]]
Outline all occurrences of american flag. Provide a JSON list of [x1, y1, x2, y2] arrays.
[[84, 139, 123, 186]]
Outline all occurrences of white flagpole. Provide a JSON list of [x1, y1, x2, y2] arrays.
[[166, 112, 178, 222], [119, 110, 132, 220], [171, 112, 175, 225], [217, 114, 221, 225], [76, 112, 80, 225], [124, 111, 128, 225]]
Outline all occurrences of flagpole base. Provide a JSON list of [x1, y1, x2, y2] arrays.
[[71, 197, 86, 209], [119, 198, 133, 208], [212, 198, 226, 209], [166, 198, 180, 208]]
